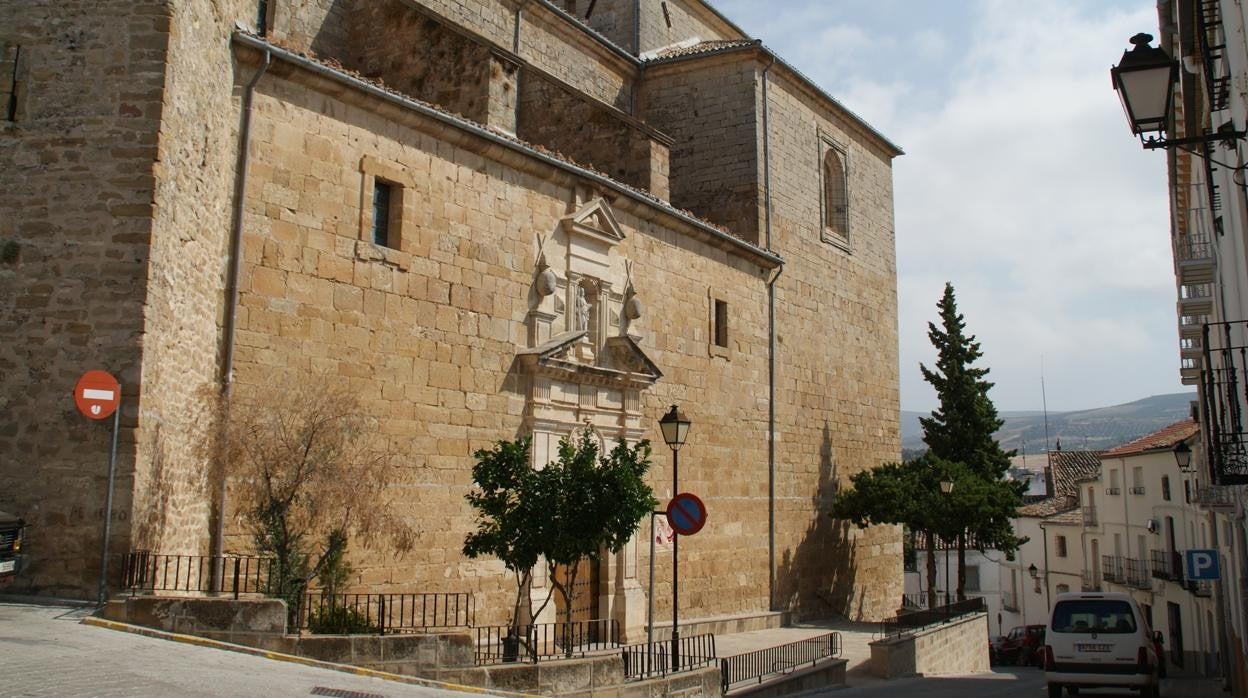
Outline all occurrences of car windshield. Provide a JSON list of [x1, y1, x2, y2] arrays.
[[1052, 600, 1137, 634]]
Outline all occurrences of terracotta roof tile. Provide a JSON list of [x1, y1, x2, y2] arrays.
[[1101, 419, 1198, 458], [647, 39, 756, 60], [1017, 449, 1102, 518], [1044, 509, 1084, 526]]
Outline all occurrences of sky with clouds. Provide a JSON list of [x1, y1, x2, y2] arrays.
[[711, 0, 1192, 412]]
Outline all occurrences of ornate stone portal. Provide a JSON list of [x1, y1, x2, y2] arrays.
[[516, 192, 660, 640]]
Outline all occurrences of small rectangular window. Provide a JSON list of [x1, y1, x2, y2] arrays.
[[372, 180, 394, 248], [1056, 535, 1067, 558], [713, 299, 728, 348], [3, 44, 21, 122], [1161, 476, 1171, 501]]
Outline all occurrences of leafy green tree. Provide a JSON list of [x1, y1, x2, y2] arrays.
[[832, 453, 962, 609], [919, 283, 1023, 599], [464, 433, 657, 654], [463, 438, 545, 636]]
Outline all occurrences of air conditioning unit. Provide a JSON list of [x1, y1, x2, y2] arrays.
[[1146, 519, 1159, 534]]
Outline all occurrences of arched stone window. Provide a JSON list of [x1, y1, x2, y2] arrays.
[[822, 147, 849, 240]]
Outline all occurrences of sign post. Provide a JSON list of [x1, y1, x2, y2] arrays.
[[75, 370, 122, 604]]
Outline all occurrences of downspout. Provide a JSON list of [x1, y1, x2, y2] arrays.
[[762, 54, 779, 611], [212, 49, 271, 564], [633, 0, 640, 56], [1042, 521, 1052, 613]]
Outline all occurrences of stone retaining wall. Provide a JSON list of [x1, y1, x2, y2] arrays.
[[869, 612, 989, 678]]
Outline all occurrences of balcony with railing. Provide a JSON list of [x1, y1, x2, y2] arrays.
[[1101, 555, 1124, 584], [1195, 484, 1237, 510], [1123, 558, 1151, 590], [1179, 313, 1209, 339], [1151, 549, 1181, 580], [1082, 506, 1098, 526], [1202, 321, 1248, 485], [1176, 233, 1214, 284], [1181, 356, 1200, 385], [1179, 282, 1214, 314]]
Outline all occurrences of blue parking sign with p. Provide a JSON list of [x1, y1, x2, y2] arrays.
[[1185, 549, 1221, 581]]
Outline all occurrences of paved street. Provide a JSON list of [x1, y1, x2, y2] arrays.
[[817, 665, 1226, 697], [0, 602, 480, 697]]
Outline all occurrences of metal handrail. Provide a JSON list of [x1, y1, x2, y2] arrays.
[[621, 633, 716, 680], [720, 632, 840, 693], [296, 592, 473, 634], [880, 596, 985, 638], [124, 550, 277, 598], [476, 618, 620, 665]]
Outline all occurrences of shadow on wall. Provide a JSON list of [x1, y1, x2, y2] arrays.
[[774, 422, 861, 621]]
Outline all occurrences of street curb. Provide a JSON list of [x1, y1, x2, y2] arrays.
[[80, 616, 535, 697]]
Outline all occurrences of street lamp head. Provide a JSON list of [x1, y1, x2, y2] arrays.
[[1110, 32, 1178, 139], [1173, 441, 1193, 472], [1028, 563, 1039, 579], [939, 478, 954, 495], [658, 404, 691, 451]]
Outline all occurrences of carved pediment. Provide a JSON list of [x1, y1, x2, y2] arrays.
[[561, 197, 625, 247], [516, 330, 660, 388]]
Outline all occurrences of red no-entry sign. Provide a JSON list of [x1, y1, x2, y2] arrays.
[[666, 492, 707, 536], [74, 370, 120, 420]]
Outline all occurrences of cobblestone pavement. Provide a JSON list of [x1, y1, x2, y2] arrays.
[[0, 602, 481, 698]]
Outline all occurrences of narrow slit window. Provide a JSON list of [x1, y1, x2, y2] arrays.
[[372, 179, 394, 248], [4, 45, 21, 122], [713, 299, 728, 348]]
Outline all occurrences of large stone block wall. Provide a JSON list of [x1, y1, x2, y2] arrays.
[[559, 0, 637, 55], [637, 0, 742, 55], [349, 1, 495, 124], [517, 5, 634, 110], [764, 71, 902, 622], [869, 613, 990, 678], [131, 0, 257, 564], [268, 0, 354, 55], [0, 0, 175, 598], [640, 57, 762, 244], [227, 52, 779, 626], [516, 70, 665, 194]]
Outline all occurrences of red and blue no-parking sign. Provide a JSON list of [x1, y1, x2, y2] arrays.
[[666, 492, 707, 536]]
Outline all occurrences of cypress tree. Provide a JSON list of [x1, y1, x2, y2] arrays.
[[918, 283, 1024, 600]]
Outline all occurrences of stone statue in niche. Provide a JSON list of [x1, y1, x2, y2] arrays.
[[574, 285, 590, 332]]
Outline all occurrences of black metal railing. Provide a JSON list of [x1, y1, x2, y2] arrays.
[[621, 633, 716, 680], [124, 550, 277, 598], [1151, 550, 1181, 580], [1082, 507, 1098, 526], [1101, 555, 1124, 584], [880, 596, 985, 638], [1123, 558, 1151, 590], [719, 632, 840, 693], [1202, 321, 1248, 485], [295, 592, 473, 635], [475, 619, 620, 665], [900, 592, 955, 612], [1195, 484, 1237, 509]]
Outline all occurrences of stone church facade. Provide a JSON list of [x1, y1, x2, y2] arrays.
[[1, 0, 903, 633]]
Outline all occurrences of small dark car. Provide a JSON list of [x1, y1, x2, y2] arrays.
[[997, 624, 1046, 666], [0, 510, 26, 586]]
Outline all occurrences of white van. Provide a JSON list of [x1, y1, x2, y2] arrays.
[[1044, 591, 1161, 698]]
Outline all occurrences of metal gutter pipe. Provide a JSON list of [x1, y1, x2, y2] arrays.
[[762, 55, 779, 611], [212, 49, 270, 565]]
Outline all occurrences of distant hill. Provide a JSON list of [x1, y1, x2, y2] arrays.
[[901, 393, 1197, 455]]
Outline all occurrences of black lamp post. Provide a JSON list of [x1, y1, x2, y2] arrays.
[[658, 404, 690, 670], [1174, 441, 1194, 472], [1111, 33, 1245, 149], [939, 478, 954, 605]]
